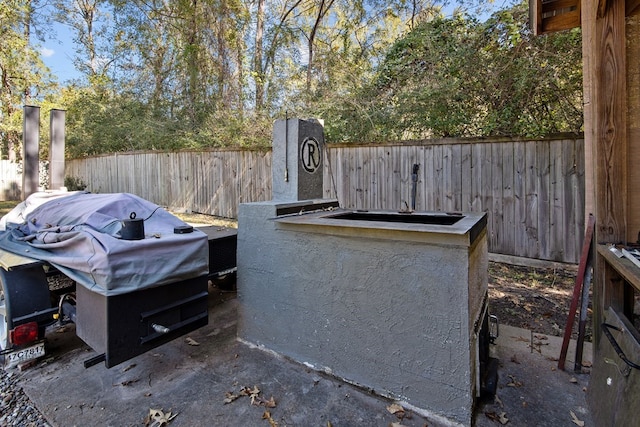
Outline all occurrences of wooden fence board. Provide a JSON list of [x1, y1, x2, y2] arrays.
[[400, 148, 410, 209], [370, 147, 380, 209], [329, 148, 343, 202], [562, 139, 578, 262], [450, 144, 463, 212], [550, 140, 565, 261], [574, 139, 586, 243], [525, 142, 539, 258], [491, 143, 504, 251], [423, 145, 435, 211], [347, 148, 357, 208], [537, 140, 551, 260], [392, 146, 403, 210], [433, 144, 444, 212], [410, 145, 422, 210], [460, 144, 472, 212], [470, 143, 483, 213], [481, 143, 493, 237], [514, 142, 526, 257], [357, 146, 366, 210], [502, 142, 515, 254], [0, 160, 21, 200], [441, 144, 453, 212]]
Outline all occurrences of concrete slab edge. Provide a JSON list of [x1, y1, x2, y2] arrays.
[[236, 338, 466, 427], [398, 400, 467, 427]]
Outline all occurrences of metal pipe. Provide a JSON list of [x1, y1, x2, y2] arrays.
[[151, 323, 170, 334], [284, 112, 289, 182], [411, 164, 420, 210]]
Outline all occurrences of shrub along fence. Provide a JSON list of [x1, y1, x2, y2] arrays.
[[59, 136, 584, 264]]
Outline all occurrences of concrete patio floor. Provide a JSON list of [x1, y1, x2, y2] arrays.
[[13, 286, 594, 427]]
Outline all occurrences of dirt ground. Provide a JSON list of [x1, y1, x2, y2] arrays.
[[488, 261, 590, 341]]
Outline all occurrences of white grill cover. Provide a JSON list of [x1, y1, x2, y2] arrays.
[[0, 192, 209, 296]]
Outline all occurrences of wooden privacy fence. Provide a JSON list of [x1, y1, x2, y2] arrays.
[[64, 136, 584, 263], [66, 149, 272, 219], [0, 160, 22, 201]]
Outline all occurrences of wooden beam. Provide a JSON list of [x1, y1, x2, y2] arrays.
[[530, 0, 582, 35], [530, 0, 543, 35], [582, 0, 628, 348], [583, 0, 596, 250], [542, 0, 581, 12], [597, 0, 608, 17], [628, 13, 640, 242], [542, 10, 581, 32], [594, 0, 627, 245], [628, 0, 640, 16]]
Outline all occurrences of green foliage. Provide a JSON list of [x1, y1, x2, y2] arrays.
[[61, 82, 274, 157], [321, 1, 583, 141], [13, 0, 583, 157], [64, 175, 87, 191], [0, 0, 56, 159]]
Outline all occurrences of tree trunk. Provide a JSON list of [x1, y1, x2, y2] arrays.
[[77, 0, 99, 76], [24, 0, 32, 103], [237, 34, 244, 118], [186, 0, 199, 127], [306, 0, 335, 93], [217, 2, 229, 109], [254, 0, 265, 110], [263, 0, 303, 81]]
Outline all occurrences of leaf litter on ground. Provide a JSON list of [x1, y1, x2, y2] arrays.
[[185, 337, 200, 346], [223, 385, 277, 408], [485, 410, 509, 425], [386, 403, 405, 419], [570, 410, 585, 426], [144, 408, 178, 427]]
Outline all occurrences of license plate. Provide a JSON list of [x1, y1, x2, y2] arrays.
[[4, 342, 45, 368]]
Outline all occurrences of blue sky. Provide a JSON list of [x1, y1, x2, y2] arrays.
[[40, 22, 79, 84]]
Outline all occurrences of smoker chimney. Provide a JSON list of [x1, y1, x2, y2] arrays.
[[22, 105, 40, 199], [49, 109, 66, 190]]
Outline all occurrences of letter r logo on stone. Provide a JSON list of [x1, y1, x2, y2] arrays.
[[300, 137, 321, 173]]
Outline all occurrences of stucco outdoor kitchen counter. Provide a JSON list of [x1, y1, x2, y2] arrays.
[[237, 200, 489, 426]]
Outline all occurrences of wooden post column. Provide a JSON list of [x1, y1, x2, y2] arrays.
[[583, 0, 628, 348]]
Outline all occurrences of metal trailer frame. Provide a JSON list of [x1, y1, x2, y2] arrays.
[[0, 226, 237, 369]]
